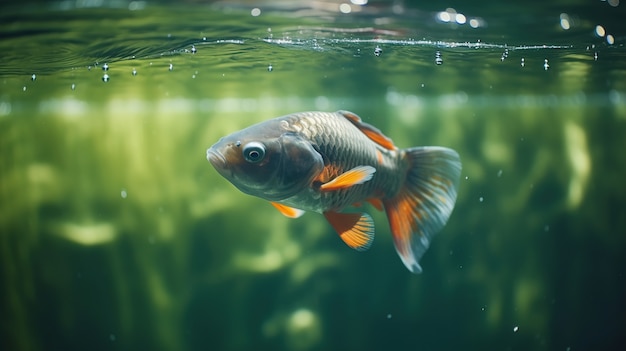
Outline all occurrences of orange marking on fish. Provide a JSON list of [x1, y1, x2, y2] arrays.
[[366, 197, 384, 212], [376, 149, 384, 165]]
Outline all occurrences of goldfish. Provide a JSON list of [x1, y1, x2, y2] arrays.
[[207, 110, 461, 273]]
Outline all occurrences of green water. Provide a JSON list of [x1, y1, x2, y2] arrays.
[[1, 1, 625, 350]]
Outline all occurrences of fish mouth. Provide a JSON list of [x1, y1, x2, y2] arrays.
[[206, 148, 226, 168]]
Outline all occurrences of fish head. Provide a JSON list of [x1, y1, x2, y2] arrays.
[[207, 120, 324, 201]]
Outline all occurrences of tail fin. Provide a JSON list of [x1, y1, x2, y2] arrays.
[[383, 147, 461, 273]]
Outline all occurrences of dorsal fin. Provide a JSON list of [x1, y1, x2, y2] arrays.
[[338, 110, 397, 151]]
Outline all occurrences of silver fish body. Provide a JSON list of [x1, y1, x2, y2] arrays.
[[207, 110, 461, 273]]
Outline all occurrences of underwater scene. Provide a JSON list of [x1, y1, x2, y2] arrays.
[[1, 0, 625, 350]]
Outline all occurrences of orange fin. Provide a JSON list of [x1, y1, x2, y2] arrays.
[[320, 165, 376, 192], [271, 202, 305, 218], [338, 110, 397, 151], [382, 147, 461, 273], [324, 211, 375, 251], [366, 198, 384, 212]]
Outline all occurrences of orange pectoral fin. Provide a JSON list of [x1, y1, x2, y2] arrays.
[[271, 202, 305, 218], [324, 211, 375, 251], [319, 165, 376, 192]]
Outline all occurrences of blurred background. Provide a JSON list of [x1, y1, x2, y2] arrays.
[[1, 1, 625, 350]]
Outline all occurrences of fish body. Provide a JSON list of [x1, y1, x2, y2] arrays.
[[207, 110, 461, 273]]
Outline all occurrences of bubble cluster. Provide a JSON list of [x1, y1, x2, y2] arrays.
[[595, 25, 615, 45], [435, 51, 443, 65]]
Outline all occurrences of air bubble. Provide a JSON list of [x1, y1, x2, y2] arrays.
[[31, 74, 36, 81], [132, 68, 137, 76], [102, 63, 109, 71], [191, 45, 197, 54], [435, 51, 443, 65], [559, 13, 571, 30], [521, 58, 525, 67], [374, 46, 382, 56], [102, 74, 110, 82], [606, 34, 614, 45], [543, 59, 549, 70], [595, 25, 606, 37], [169, 63, 174, 71], [268, 64, 273, 72], [71, 83, 76, 90]]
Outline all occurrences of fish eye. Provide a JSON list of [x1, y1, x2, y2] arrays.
[[242, 142, 266, 163]]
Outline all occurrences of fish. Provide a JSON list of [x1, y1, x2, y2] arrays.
[[206, 110, 461, 273]]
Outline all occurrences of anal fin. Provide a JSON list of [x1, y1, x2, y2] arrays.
[[324, 211, 375, 251]]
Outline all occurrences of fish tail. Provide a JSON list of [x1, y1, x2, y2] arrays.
[[383, 147, 461, 273]]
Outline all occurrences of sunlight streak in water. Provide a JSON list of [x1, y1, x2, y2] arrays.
[[55, 222, 117, 245], [564, 122, 590, 209]]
